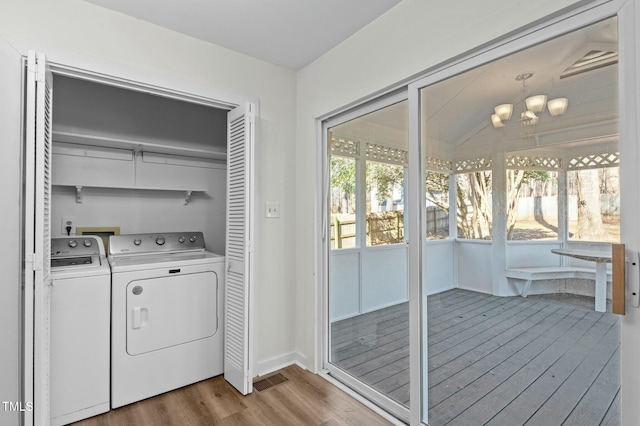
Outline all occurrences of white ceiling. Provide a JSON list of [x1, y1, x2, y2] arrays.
[[82, 0, 401, 70]]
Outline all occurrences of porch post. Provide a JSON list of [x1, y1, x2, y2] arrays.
[[557, 165, 569, 251], [492, 151, 508, 296]]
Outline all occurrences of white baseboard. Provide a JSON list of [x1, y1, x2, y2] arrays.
[[255, 351, 307, 377]]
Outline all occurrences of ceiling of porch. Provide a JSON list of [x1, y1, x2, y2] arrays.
[[333, 17, 619, 162]]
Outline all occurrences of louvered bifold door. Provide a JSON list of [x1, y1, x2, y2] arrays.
[[24, 51, 53, 426], [224, 102, 255, 395]]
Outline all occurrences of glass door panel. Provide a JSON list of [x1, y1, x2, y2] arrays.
[[420, 17, 620, 425], [327, 99, 410, 413]]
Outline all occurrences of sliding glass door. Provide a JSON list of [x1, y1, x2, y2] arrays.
[[325, 95, 410, 419], [417, 16, 621, 425], [321, 2, 633, 425]]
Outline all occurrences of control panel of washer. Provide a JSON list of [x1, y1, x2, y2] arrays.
[[51, 236, 104, 257], [108, 232, 206, 256]]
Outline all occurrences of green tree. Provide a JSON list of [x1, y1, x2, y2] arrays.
[[366, 162, 404, 203], [330, 157, 356, 213], [425, 170, 493, 239], [457, 171, 493, 239], [330, 157, 406, 211], [425, 170, 554, 240], [506, 170, 554, 239]]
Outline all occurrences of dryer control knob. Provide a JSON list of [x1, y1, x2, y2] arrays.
[[156, 237, 166, 246], [178, 236, 185, 243], [189, 235, 197, 243], [83, 239, 93, 247], [133, 239, 142, 246], [68, 240, 77, 248]]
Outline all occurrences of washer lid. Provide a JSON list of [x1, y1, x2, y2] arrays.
[[50, 255, 110, 277], [51, 256, 94, 268]]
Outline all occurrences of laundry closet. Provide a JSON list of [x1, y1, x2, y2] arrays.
[[51, 74, 228, 250], [21, 50, 255, 426]]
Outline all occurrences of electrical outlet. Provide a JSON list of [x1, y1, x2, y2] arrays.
[[265, 201, 280, 218], [61, 216, 76, 236]]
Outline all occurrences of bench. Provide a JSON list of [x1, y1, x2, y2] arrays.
[[505, 266, 612, 298]]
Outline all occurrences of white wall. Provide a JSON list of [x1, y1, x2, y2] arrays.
[[0, 0, 297, 415], [329, 251, 360, 321], [361, 246, 408, 312], [329, 245, 408, 322], [456, 241, 493, 294], [329, 241, 456, 323], [424, 240, 456, 295], [0, 37, 24, 426]]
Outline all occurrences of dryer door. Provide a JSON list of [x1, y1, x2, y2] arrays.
[[126, 272, 218, 356]]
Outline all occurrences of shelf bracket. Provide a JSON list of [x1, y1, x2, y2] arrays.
[[75, 186, 83, 204], [184, 190, 192, 205]]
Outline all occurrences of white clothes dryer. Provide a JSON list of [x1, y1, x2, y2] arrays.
[[50, 236, 111, 426], [108, 232, 225, 408]]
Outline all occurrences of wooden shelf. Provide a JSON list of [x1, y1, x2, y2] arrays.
[[53, 184, 207, 205], [53, 130, 227, 161]]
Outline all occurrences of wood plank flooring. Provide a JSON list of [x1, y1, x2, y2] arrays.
[[72, 365, 391, 426], [330, 289, 621, 425]]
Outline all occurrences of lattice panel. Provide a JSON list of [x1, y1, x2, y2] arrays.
[[455, 157, 492, 172], [366, 143, 408, 166], [506, 156, 561, 170], [426, 157, 452, 172], [330, 136, 360, 157], [568, 152, 620, 170]]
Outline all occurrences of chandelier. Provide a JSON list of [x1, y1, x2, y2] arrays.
[[491, 72, 568, 128]]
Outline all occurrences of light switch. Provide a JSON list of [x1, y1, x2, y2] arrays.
[[266, 201, 280, 218]]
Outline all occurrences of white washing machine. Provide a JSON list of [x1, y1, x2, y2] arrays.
[[50, 236, 111, 426], [108, 231, 225, 408]]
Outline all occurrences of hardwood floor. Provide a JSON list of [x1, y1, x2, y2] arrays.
[[73, 365, 391, 426], [331, 289, 621, 425]]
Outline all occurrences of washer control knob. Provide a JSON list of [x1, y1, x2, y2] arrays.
[[68, 240, 77, 248], [178, 236, 185, 243], [156, 236, 166, 246], [189, 235, 197, 243], [83, 239, 93, 247], [133, 239, 142, 246]]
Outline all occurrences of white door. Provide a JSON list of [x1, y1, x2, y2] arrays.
[[224, 102, 255, 395], [23, 50, 53, 426]]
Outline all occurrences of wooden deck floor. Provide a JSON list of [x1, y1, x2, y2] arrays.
[[330, 289, 620, 425]]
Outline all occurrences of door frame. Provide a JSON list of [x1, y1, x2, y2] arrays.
[[316, 0, 637, 424]]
